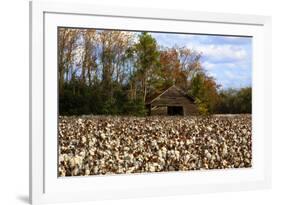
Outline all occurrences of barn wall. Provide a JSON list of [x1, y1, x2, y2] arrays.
[[148, 86, 198, 115], [183, 104, 198, 115], [150, 106, 168, 115]]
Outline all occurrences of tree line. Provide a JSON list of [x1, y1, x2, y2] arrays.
[[58, 28, 251, 116]]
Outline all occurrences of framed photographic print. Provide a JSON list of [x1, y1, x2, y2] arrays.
[[29, 0, 272, 204]]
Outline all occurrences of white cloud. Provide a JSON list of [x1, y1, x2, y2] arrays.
[[202, 61, 215, 69], [224, 70, 236, 79], [202, 61, 237, 70], [196, 44, 248, 63]]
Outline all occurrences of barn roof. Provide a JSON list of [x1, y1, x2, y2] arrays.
[[145, 85, 195, 104]]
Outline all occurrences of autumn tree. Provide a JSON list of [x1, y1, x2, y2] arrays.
[[189, 72, 220, 114], [81, 29, 98, 86], [175, 47, 202, 90], [58, 28, 79, 94], [159, 48, 181, 89]]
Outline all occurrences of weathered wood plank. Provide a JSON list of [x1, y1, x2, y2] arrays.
[[148, 85, 198, 115]]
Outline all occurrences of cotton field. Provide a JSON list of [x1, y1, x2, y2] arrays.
[[58, 115, 252, 177]]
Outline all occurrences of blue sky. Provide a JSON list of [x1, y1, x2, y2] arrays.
[[150, 32, 252, 89]]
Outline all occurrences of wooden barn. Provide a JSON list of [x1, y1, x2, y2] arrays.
[[146, 85, 198, 116]]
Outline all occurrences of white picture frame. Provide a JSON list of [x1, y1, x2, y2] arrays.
[[29, 1, 272, 204]]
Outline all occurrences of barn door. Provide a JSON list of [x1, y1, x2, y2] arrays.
[[167, 106, 184, 116]]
